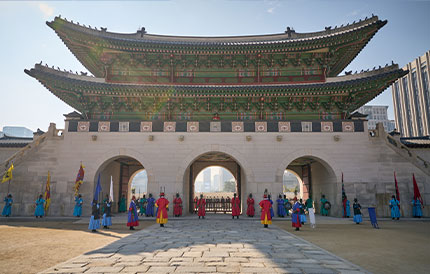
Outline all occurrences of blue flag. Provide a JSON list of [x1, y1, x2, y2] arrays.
[[94, 173, 102, 201]]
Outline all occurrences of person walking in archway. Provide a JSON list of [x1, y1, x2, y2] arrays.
[[246, 193, 255, 217], [146, 193, 155, 217], [73, 194, 83, 217], [389, 195, 400, 220], [231, 193, 240, 219], [173, 193, 182, 217], [119, 194, 127, 213], [292, 199, 302, 231], [127, 196, 139, 230], [276, 194, 286, 217], [34, 194, 45, 218], [198, 194, 206, 219], [259, 191, 272, 228], [155, 191, 169, 227]]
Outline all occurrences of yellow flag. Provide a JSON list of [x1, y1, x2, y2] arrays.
[[1, 164, 14, 183], [44, 171, 51, 212]]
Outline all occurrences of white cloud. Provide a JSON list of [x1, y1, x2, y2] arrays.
[[38, 2, 54, 17]]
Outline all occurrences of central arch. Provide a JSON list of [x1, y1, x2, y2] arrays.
[[182, 151, 247, 214]]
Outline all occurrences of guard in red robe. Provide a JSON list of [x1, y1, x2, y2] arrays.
[[246, 193, 255, 217], [173, 193, 182, 217], [155, 191, 169, 227], [259, 192, 272, 228], [197, 194, 206, 219], [231, 193, 240, 219]]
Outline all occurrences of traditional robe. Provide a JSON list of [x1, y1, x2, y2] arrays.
[[231, 197, 240, 216], [193, 197, 198, 213], [173, 197, 182, 216], [259, 199, 272, 225], [276, 198, 286, 217], [305, 198, 313, 210], [197, 198, 206, 217], [269, 198, 274, 218], [34, 198, 45, 217], [284, 198, 290, 216], [88, 202, 100, 230], [343, 198, 351, 217], [146, 197, 155, 217], [389, 198, 401, 218], [320, 198, 329, 216], [139, 198, 147, 215], [2, 197, 12, 217], [412, 198, 423, 217], [102, 201, 112, 227], [299, 202, 307, 223], [73, 196, 83, 217], [291, 202, 302, 228], [127, 200, 139, 227], [156, 197, 169, 224], [119, 197, 127, 212], [353, 202, 362, 224], [246, 197, 255, 217]]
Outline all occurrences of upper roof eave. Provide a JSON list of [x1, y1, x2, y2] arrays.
[[47, 15, 384, 46]]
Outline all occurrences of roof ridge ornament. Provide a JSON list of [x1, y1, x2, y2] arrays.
[[137, 27, 147, 38]]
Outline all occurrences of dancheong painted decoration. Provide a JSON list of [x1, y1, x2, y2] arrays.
[[26, 15, 407, 121]]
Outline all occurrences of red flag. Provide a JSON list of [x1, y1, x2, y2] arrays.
[[394, 172, 400, 208], [412, 174, 423, 205], [74, 163, 85, 196]]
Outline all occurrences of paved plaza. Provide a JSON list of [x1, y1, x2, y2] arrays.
[[41, 217, 367, 274]]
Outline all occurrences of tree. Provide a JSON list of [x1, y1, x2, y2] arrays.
[[223, 180, 236, 192]]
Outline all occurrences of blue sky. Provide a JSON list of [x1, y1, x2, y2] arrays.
[[0, 0, 429, 131]]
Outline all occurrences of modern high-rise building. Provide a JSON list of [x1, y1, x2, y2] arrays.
[[391, 50, 430, 137], [356, 105, 396, 132]]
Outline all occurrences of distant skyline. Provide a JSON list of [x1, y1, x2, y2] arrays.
[[1, 0, 429, 131]]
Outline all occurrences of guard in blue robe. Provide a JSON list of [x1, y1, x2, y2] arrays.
[[146, 194, 155, 217], [291, 201, 302, 231], [34, 195, 45, 218], [276, 195, 286, 217], [412, 198, 423, 218], [268, 195, 274, 218], [2, 194, 13, 217], [353, 198, 362, 224], [283, 195, 290, 216], [102, 200, 112, 228], [88, 200, 100, 232], [73, 194, 83, 217], [389, 195, 400, 220], [299, 199, 307, 224]]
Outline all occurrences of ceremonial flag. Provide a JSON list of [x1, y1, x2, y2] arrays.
[[74, 163, 85, 196], [94, 173, 102, 201], [412, 174, 423, 205], [109, 175, 114, 202], [44, 171, 51, 212], [1, 163, 14, 183], [394, 172, 400, 208], [341, 172, 346, 197]]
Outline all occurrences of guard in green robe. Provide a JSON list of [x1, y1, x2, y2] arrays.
[[320, 195, 329, 216], [119, 194, 127, 212], [102, 194, 109, 214], [139, 195, 147, 216]]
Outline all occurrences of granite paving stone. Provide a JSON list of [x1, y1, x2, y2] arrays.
[[38, 217, 368, 274]]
